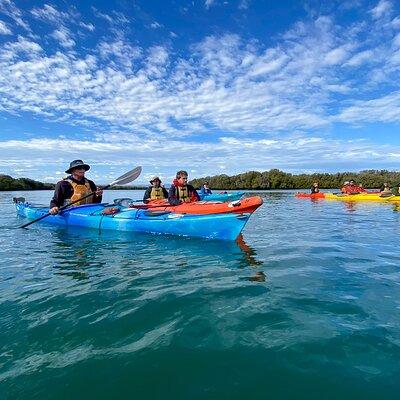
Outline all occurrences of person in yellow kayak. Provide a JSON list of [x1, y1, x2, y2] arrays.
[[341, 179, 366, 194], [168, 170, 200, 205], [380, 182, 391, 193], [392, 183, 400, 196], [143, 176, 168, 203], [310, 182, 319, 194], [49, 160, 103, 215]]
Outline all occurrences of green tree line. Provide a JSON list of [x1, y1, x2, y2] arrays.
[[0, 174, 55, 191], [0, 174, 146, 191], [190, 169, 400, 190], [3, 169, 399, 191]]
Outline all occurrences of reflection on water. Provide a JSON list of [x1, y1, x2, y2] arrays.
[[48, 227, 264, 282]]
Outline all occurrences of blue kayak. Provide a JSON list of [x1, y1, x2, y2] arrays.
[[199, 192, 244, 202], [15, 202, 251, 241]]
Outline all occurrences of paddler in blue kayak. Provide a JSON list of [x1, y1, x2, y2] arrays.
[[143, 176, 168, 203], [49, 160, 103, 215], [168, 170, 200, 205], [200, 181, 212, 197]]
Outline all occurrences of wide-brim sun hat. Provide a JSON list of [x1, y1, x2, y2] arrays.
[[65, 159, 90, 174], [150, 176, 161, 183]]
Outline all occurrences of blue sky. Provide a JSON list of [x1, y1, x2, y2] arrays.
[[0, 0, 400, 184]]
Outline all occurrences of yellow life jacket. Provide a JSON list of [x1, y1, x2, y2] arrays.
[[150, 187, 166, 200], [177, 186, 191, 203], [64, 178, 93, 206]]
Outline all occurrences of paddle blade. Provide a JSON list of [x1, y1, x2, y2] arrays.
[[110, 166, 142, 186]]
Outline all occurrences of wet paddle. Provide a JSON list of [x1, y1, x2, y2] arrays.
[[19, 166, 142, 229]]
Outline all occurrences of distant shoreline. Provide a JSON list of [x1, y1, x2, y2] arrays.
[[2, 169, 399, 191]]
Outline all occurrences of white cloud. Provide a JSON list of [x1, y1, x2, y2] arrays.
[[335, 91, 400, 123], [1, 15, 400, 138], [324, 47, 349, 65], [30, 4, 68, 24], [0, 1, 400, 179], [51, 26, 75, 48], [393, 33, 400, 48], [150, 21, 162, 29], [345, 50, 374, 67], [98, 39, 141, 71], [249, 53, 289, 76], [0, 0, 30, 31], [79, 22, 95, 31], [1, 134, 400, 183], [0, 19, 11, 34], [205, 0, 215, 9], [370, 0, 392, 19]]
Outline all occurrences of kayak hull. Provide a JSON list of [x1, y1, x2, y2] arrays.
[[295, 192, 400, 203], [324, 193, 396, 202], [199, 192, 244, 202], [15, 202, 251, 241], [141, 196, 263, 215], [295, 192, 325, 199]]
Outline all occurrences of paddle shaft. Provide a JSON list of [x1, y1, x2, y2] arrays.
[[19, 185, 110, 229]]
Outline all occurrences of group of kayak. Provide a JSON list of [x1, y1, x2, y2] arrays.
[[15, 160, 263, 241], [296, 179, 400, 202]]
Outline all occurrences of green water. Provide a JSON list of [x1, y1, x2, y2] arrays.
[[1, 190, 400, 399]]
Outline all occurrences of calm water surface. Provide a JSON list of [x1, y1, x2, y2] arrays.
[[1, 190, 400, 399]]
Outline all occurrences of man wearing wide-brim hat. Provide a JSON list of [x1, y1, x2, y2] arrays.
[[49, 160, 103, 214], [143, 176, 168, 204]]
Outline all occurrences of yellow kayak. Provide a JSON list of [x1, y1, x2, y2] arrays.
[[324, 193, 400, 202]]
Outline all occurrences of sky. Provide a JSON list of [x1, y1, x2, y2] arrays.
[[0, 0, 400, 185]]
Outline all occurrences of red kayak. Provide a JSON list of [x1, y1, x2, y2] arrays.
[[131, 196, 263, 215], [295, 192, 326, 199]]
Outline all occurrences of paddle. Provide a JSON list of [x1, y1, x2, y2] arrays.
[[19, 166, 142, 229], [379, 192, 394, 198]]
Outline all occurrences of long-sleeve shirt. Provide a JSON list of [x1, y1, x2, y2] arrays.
[[50, 176, 102, 208]]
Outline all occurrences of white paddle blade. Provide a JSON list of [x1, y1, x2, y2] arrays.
[[110, 166, 142, 186]]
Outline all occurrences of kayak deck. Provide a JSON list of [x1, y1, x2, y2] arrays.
[[137, 196, 263, 215]]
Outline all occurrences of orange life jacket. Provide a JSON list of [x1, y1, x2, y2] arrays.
[[64, 178, 93, 206]]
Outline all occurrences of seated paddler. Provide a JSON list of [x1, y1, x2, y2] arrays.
[[49, 159, 103, 215], [310, 182, 319, 194], [200, 181, 212, 198], [168, 170, 200, 205], [143, 176, 168, 203]]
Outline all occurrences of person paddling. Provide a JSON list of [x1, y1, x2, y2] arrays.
[[392, 183, 400, 196], [49, 160, 103, 215], [341, 179, 365, 194], [143, 176, 168, 203], [380, 182, 391, 193], [310, 182, 319, 194], [168, 170, 200, 205], [200, 181, 212, 198]]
